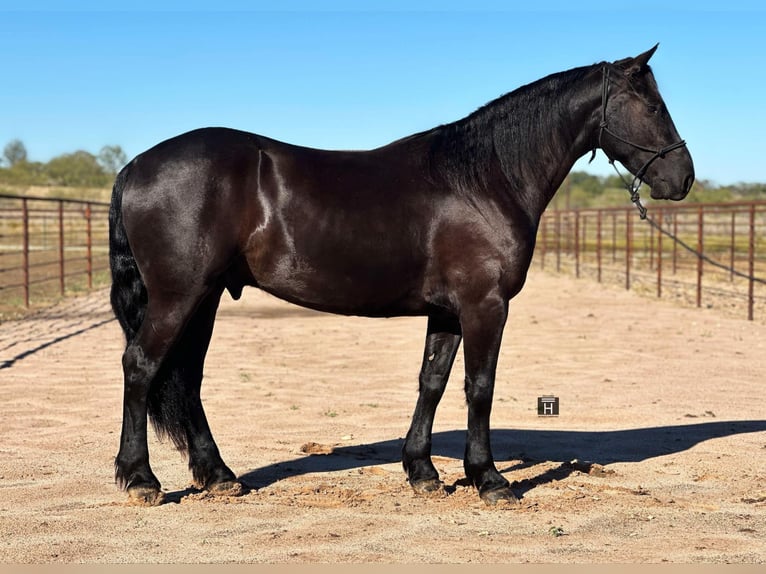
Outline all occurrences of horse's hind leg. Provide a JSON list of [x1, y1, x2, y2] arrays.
[[153, 286, 242, 495], [115, 289, 208, 505], [402, 313, 462, 495]]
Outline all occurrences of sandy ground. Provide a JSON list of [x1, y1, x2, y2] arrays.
[[0, 270, 764, 563]]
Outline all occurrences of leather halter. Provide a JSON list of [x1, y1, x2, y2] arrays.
[[589, 67, 687, 219]]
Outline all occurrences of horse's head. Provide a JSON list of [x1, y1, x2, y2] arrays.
[[597, 44, 695, 201]]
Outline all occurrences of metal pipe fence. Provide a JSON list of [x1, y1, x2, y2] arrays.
[[538, 200, 766, 321], [2, 193, 764, 322], [0, 193, 110, 313]]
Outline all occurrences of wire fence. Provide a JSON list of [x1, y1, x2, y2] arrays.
[[0, 193, 111, 316], [537, 200, 766, 321]]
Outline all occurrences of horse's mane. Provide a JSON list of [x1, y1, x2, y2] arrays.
[[429, 63, 601, 191]]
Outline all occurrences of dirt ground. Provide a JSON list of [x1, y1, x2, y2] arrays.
[[0, 270, 764, 563]]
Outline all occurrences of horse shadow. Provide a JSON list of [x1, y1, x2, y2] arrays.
[[230, 420, 766, 499]]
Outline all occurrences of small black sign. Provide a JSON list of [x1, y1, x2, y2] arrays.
[[538, 396, 559, 416]]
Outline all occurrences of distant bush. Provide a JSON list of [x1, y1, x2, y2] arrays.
[[0, 141, 126, 188], [551, 175, 765, 210]]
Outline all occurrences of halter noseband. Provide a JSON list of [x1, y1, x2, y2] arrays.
[[589, 66, 687, 219]]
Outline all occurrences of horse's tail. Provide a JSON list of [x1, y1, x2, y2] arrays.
[[109, 164, 146, 345], [109, 164, 193, 458]]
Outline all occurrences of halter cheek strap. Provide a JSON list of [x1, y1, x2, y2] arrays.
[[589, 67, 687, 219]]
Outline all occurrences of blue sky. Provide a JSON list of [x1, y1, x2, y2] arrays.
[[0, 2, 764, 186]]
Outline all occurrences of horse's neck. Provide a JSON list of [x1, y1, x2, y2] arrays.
[[494, 71, 603, 223]]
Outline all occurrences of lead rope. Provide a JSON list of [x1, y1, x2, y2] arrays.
[[590, 142, 649, 219], [611, 160, 648, 219]]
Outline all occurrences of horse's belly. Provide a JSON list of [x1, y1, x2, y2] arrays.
[[259, 273, 427, 317], [243, 240, 426, 317]]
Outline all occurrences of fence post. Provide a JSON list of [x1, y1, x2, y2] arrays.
[[556, 211, 561, 273], [596, 210, 602, 283], [730, 211, 736, 282], [748, 204, 755, 321], [22, 198, 30, 308], [86, 203, 93, 289], [574, 211, 580, 278], [672, 211, 678, 274], [649, 216, 654, 270], [58, 200, 65, 296], [583, 214, 589, 277], [696, 205, 704, 308], [657, 208, 663, 298], [625, 210, 632, 290]]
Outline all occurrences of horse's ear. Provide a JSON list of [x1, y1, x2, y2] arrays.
[[616, 43, 659, 76]]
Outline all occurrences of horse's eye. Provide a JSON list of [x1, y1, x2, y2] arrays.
[[647, 104, 660, 115]]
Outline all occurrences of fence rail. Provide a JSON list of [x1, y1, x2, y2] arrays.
[[0, 193, 110, 313], [2, 193, 765, 321], [538, 200, 766, 321]]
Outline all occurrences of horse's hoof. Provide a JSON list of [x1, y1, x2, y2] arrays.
[[207, 480, 245, 497], [127, 486, 165, 506], [480, 486, 519, 507], [410, 478, 445, 497]]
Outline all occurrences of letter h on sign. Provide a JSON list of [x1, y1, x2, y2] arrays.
[[538, 396, 559, 416]]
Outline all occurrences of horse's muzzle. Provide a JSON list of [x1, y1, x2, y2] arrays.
[[650, 169, 695, 201]]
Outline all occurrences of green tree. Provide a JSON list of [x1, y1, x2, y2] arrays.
[[569, 171, 604, 196], [3, 139, 27, 166], [0, 160, 46, 185], [98, 145, 128, 175], [45, 150, 111, 187]]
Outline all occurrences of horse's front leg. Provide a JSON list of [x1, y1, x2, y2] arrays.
[[461, 294, 518, 505], [402, 313, 462, 495]]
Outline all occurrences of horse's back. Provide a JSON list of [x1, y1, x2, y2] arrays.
[[116, 127, 443, 316], [241, 132, 442, 315]]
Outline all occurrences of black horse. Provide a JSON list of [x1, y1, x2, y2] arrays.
[[109, 45, 694, 506]]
